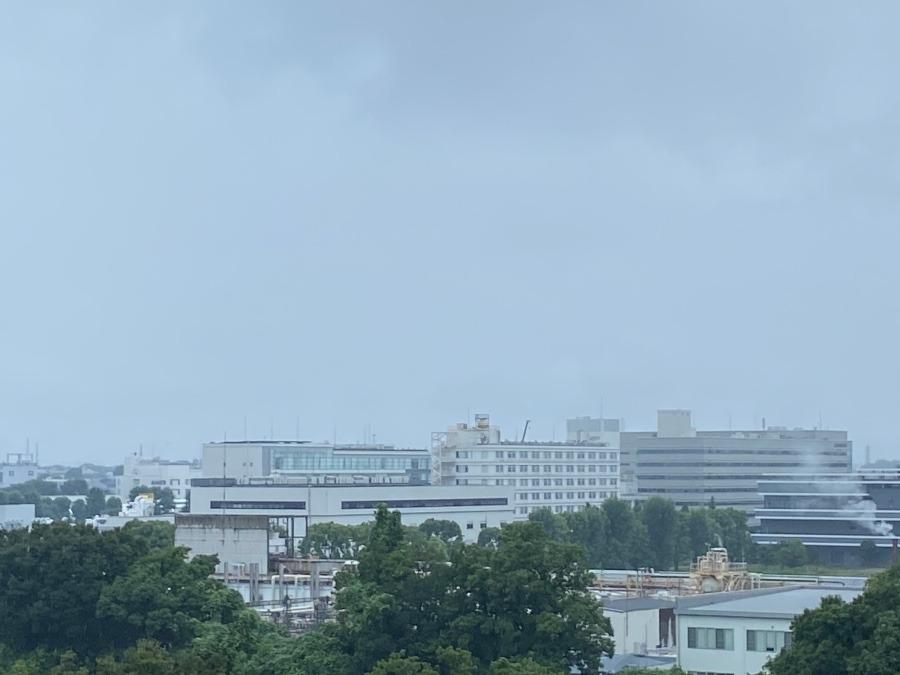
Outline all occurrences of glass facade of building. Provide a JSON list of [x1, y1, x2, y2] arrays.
[[268, 446, 430, 484]]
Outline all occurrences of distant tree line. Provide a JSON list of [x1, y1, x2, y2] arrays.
[[522, 497, 754, 570], [0, 480, 121, 520]]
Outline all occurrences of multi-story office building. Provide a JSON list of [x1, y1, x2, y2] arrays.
[[431, 414, 620, 516], [753, 470, 900, 565], [621, 410, 853, 511], [201, 440, 431, 485], [116, 454, 202, 502]]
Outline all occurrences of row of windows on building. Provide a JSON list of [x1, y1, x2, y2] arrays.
[[455, 464, 614, 474], [515, 501, 614, 515], [518, 491, 605, 501], [686, 627, 792, 652], [272, 455, 428, 471], [455, 450, 617, 460], [209, 497, 509, 511], [637, 461, 851, 468], [454, 478, 618, 487], [2, 470, 35, 478], [636, 448, 849, 456]]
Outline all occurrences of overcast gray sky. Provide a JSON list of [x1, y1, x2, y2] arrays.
[[2, 3, 898, 464]]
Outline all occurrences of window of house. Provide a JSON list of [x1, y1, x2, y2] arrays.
[[747, 630, 791, 653], [687, 627, 734, 650], [466, 522, 474, 530]]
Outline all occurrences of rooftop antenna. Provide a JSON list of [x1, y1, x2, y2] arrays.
[[865, 444, 871, 466], [599, 397, 604, 443], [521, 420, 531, 443]]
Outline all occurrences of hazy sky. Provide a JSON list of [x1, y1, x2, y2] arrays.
[[2, 3, 899, 465]]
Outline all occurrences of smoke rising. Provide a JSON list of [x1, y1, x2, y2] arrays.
[[845, 496, 894, 537]]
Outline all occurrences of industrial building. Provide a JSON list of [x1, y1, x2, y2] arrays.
[[621, 410, 853, 510], [116, 454, 201, 502], [753, 470, 900, 565], [431, 414, 620, 516], [178, 481, 515, 571], [201, 440, 431, 485], [676, 586, 860, 674]]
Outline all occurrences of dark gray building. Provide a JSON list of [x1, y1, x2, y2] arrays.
[[621, 410, 853, 511], [753, 471, 900, 565]]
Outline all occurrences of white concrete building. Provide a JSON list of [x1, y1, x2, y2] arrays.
[[432, 414, 620, 517], [176, 515, 271, 572], [202, 440, 430, 485], [621, 410, 853, 511], [116, 454, 201, 502], [0, 453, 39, 487], [676, 586, 860, 675], [602, 596, 676, 655], [182, 480, 515, 568]]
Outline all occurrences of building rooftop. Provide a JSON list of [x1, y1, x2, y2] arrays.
[[677, 586, 860, 620], [602, 596, 675, 612], [598, 653, 677, 673], [204, 440, 425, 451]]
